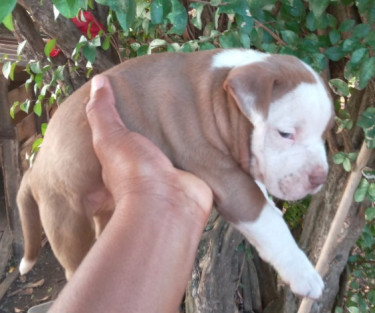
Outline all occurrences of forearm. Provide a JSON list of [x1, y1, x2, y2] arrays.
[[49, 190, 208, 313]]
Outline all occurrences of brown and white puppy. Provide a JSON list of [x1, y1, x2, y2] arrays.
[[17, 49, 333, 299]]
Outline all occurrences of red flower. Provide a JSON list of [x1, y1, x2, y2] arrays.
[[48, 39, 61, 58], [71, 11, 105, 39]]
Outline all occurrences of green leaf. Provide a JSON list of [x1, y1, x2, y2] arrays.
[[97, 0, 136, 31], [3, 13, 14, 31], [333, 152, 346, 164], [358, 57, 375, 89], [329, 79, 350, 97], [280, 30, 299, 47], [342, 38, 359, 52], [329, 29, 340, 45], [218, 0, 249, 15], [137, 45, 148, 56], [309, 0, 330, 18], [115, 8, 135, 31], [0, 0, 16, 24], [44, 39, 57, 58], [34, 73, 43, 90], [367, 184, 375, 201], [41, 123, 48, 136], [40, 84, 50, 97], [306, 12, 316, 31], [336, 118, 353, 132], [352, 23, 370, 39], [102, 36, 111, 50], [199, 42, 216, 50], [33, 100, 42, 117], [17, 40, 27, 56], [239, 32, 250, 49], [357, 107, 375, 130], [2, 61, 17, 81], [181, 41, 198, 52], [10, 101, 19, 119], [325, 46, 346, 61], [151, 0, 172, 25], [30, 62, 43, 74], [52, 0, 87, 18], [82, 43, 97, 63], [236, 14, 253, 35], [2, 61, 11, 79], [148, 39, 167, 53], [351, 47, 368, 65], [339, 19, 356, 32], [368, 288, 375, 302], [347, 152, 358, 161], [190, 3, 205, 31], [20, 100, 31, 114], [283, 0, 305, 17], [347, 307, 359, 313], [311, 52, 327, 72], [50, 65, 65, 86], [354, 178, 369, 202], [31, 137, 43, 153], [9, 62, 17, 80], [219, 31, 242, 48], [343, 158, 351, 172], [167, 0, 187, 35], [151, 0, 164, 25], [362, 166, 375, 179]]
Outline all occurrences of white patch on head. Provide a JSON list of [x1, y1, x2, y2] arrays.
[[249, 69, 332, 201], [233, 199, 324, 299], [211, 49, 269, 69]]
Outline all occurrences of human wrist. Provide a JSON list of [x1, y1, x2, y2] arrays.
[[112, 172, 211, 224]]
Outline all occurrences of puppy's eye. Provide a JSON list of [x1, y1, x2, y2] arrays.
[[278, 131, 294, 140]]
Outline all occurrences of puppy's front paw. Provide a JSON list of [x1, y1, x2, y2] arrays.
[[289, 266, 324, 299], [283, 253, 324, 299]]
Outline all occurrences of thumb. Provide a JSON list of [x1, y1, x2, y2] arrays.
[[86, 75, 129, 150]]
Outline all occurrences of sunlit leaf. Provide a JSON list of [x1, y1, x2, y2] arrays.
[[354, 178, 369, 202], [52, 0, 87, 18], [0, 0, 16, 24]]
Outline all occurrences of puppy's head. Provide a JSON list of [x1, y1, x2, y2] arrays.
[[223, 53, 333, 201]]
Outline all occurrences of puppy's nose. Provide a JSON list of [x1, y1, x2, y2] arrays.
[[309, 169, 327, 189]]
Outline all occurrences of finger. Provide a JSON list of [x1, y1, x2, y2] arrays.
[[86, 75, 129, 145]]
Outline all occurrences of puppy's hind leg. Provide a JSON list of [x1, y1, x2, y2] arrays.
[[39, 196, 96, 280], [17, 171, 42, 275]]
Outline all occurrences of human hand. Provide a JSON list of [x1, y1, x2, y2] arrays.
[[86, 74, 213, 220]]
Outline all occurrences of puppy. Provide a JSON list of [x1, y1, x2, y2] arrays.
[[17, 49, 333, 299]]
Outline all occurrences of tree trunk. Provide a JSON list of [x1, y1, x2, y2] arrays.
[[185, 211, 280, 313], [0, 75, 23, 258]]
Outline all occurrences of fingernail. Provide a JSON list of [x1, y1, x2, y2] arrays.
[[91, 75, 105, 96]]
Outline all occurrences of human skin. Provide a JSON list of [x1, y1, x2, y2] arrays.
[[48, 75, 213, 313]]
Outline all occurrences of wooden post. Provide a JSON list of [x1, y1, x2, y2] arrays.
[[0, 74, 23, 259], [297, 142, 373, 313]]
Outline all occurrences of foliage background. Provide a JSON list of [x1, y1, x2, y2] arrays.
[[1, 0, 375, 312]]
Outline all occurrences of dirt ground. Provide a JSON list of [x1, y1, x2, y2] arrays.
[[0, 243, 66, 313]]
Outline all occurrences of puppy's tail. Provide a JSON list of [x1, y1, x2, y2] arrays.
[[17, 170, 42, 275]]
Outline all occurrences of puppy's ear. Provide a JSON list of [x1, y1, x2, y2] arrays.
[[223, 63, 280, 121]]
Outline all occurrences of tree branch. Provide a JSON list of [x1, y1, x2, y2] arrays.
[[298, 142, 373, 313], [253, 18, 287, 46]]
